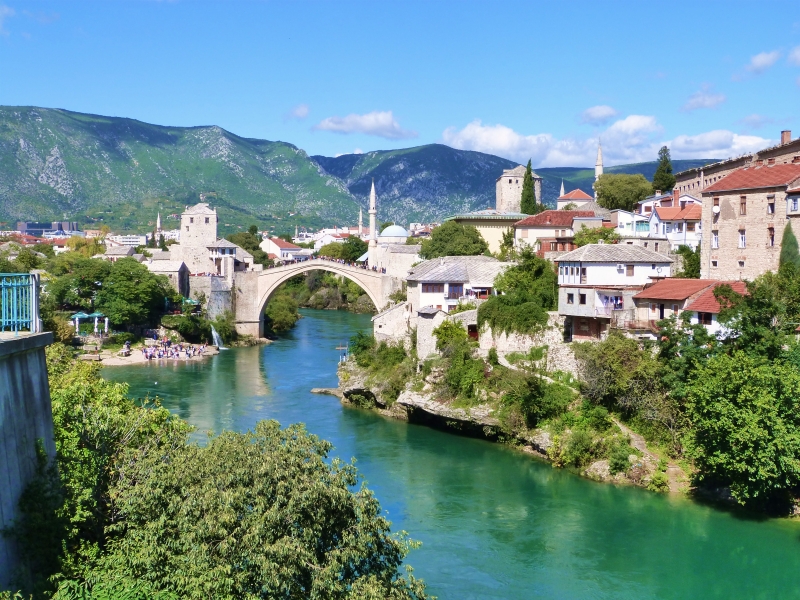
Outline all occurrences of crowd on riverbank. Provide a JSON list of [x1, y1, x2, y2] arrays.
[[140, 339, 208, 361]]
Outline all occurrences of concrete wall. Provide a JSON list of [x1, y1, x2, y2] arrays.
[[0, 333, 54, 589]]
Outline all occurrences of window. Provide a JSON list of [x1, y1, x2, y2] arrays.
[[650, 303, 657, 313], [698, 312, 712, 325], [559, 266, 563, 275], [520, 229, 528, 238], [738, 260, 745, 268], [768, 202, 775, 214], [190, 217, 194, 223], [550, 242, 557, 251], [580, 267, 587, 284], [644, 242, 649, 248], [654, 243, 659, 252], [738, 229, 746, 248], [740, 196, 747, 215], [712, 231, 719, 248], [448, 284, 464, 299], [676, 223, 683, 233], [185, 226, 189, 232], [711, 260, 718, 267], [672, 304, 679, 313], [625, 264, 634, 277], [713, 197, 720, 207], [651, 264, 656, 270], [645, 206, 652, 213], [205, 217, 210, 224], [509, 179, 512, 184], [579, 293, 587, 305], [567, 293, 574, 304], [768, 227, 775, 247], [422, 283, 444, 293], [687, 222, 695, 232], [793, 198, 799, 212]]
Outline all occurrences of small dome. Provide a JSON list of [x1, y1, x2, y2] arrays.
[[379, 225, 409, 238]]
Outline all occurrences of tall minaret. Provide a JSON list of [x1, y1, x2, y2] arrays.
[[594, 140, 604, 199], [156, 212, 162, 234], [359, 207, 363, 237], [559, 179, 565, 198], [368, 179, 377, 267]]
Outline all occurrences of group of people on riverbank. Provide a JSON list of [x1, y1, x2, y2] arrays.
[[141, 341, 207, 361]]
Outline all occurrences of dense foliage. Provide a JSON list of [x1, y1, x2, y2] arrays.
[[651, 146, 676, 193], [264, 291, 300, 333], [477, 248, 557, 335], [595, 173, 653, 212], [520, 159, 542, 215], [226, 225, 271, 267], [673, 244, 701, 278], [779, 222, 800, 269], [317, 237, 368, 262], [573, 225, 621, 247], [419, 221, 488, 259], [7, 346, 428, 598]]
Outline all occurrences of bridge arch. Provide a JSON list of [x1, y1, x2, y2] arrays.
[[251, 259, 387, 337]]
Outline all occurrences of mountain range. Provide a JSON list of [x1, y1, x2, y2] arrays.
[[0, 106, 716, 234]]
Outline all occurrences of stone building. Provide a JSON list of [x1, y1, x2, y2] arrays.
[[700, 163, 800, 280], [496, 165, 543, 213]]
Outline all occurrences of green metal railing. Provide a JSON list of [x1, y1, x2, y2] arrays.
[[0, 273, 40, 333]]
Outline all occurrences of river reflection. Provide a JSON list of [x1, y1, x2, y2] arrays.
[[105, 309, 800, 600]]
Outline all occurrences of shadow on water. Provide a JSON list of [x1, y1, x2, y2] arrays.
[[104, 309, 800, 600]]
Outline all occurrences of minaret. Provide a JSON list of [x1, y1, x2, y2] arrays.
[[594, 140, 604, 199], [368, 179, 377, 267], [295, 225, 298, 239], [156, 212, 162, 234], [359, 207, 363, 237], [559, 180, 565, 197]]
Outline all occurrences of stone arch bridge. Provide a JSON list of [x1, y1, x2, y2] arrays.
[[233, 258, 397, 338]]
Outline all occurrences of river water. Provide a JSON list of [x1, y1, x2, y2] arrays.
[[104, 309, 800, 599]]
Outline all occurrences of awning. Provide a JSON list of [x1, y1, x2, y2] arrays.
[[87, 312, 105, 318], [356, 251, 369, 262], [69, 312, 91, 320]]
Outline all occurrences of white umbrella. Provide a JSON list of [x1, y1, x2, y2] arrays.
[[94, 317, 99, 334], [104, 317, 109, 334]]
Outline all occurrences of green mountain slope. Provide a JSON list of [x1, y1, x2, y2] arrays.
[[0, 106, 358, 233], [312, 144, 517, 223]]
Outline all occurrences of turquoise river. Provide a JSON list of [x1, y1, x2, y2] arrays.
[[104, 309, 800, 599]]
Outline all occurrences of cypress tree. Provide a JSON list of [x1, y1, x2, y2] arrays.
[[652, 146, 676, 193], [779, 222, 800, 269], [520, 159, 541, 215]]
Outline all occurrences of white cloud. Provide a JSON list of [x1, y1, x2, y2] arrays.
[[313, 110, 417, 140], [0, 5, 15, 35], [681, 87, 726, 112], [746, 50, 781, 74], [580, 105, 618, 125], [789, 46, 800, 66], [739, 114, 773, 130], [440, 116, 770, 167], [285, 104, 309, 120]]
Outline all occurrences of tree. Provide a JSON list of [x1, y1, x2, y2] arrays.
[[561, 202, 578, 211], [779, 222, 800, 270], [686, 352, 800, 508], [520, 159, 541, 215], [651, 146, 676, 193], [595, 173, 653, 212], [46, 256, 112, 311], [96, 258, 176, 326], [340, 236, 368, 262], [158, 234, 167, 251], [317, 242, 344, 259], [573, 225, 621, 247], [673, 244, 701, 278], [226, 227, 270, 267], [419, 221, 488, 259], [264, 292, 300, 333]]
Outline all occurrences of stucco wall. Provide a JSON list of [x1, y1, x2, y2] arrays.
[[0, 333, 55, 588]]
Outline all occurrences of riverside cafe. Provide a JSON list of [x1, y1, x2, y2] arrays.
[[70, 311, 109, 336]]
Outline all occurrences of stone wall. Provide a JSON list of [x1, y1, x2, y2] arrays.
[[0, 333, 55, 588], [373, 301, 415, 347], [189, 275, 232, 321], [478, 312, 579, 375]]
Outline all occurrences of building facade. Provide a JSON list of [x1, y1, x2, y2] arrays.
[[496, 165, 543, 213]]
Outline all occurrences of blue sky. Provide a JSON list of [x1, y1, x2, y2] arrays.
[[1, 0, 800, 167]]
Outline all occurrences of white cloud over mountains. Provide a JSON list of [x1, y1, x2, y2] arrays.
[[441, 116, 771, 167], [580, 105, 618, 125], [313, 110, 417, 140]]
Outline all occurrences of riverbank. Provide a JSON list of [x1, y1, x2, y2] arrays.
[[96, 344, 221, 366], [333, 355, 689, 494]]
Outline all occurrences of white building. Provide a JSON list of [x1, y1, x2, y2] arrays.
[[260, 237, 303, 261], [556, 188, 594, 210], [106, 234, 147, 247], [684, 281, 747, 336], [406, 256, 512, 313], [556, 244, 673, 340], [648, 203, 702, 250], [609, 210, 650, 238]]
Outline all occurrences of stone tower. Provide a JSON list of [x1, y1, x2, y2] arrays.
[[368, 180, 377, 267], [495, 165, 542, 212], [594, 141, 604, 199]]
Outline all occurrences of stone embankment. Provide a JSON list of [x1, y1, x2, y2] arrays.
[[322, 359, 684, 492]]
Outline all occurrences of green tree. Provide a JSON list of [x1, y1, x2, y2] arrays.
[[520, 159, 541, 215], [573, 225, 621, 247], [226, 227, 270, 267], [673, 244, 701, 278], [46, 257, 112, 311], [317, 242, 344, 259], [158, 234, 167, 251], [340, 236, 368, 262], [779, 222, 800, 270], [432, 319, 469, 351], [264, 292, 300, 333], [595, 173, 653, 212], [96, 258, 176, 326], [95, 420, 428, 599], [686, 352, 800, 508], [419, 221, 488, 259], [651, 145, 676, 193]]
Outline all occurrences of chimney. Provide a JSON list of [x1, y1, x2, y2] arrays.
[[673, 188, 679, 204], [781, 130, 792, 145], [655, 190, 662, 197]]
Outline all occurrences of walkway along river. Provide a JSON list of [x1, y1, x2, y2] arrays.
[[104, 309, 800, 600]]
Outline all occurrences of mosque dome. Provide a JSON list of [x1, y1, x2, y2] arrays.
[[379, 225, 409, 238]]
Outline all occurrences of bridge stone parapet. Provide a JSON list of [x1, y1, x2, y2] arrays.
[[233, 258, 398, 338]]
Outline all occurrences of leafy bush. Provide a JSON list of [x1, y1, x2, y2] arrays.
[[487, 347, 499, 366], [563, 429, 597, 468], [211, 310, 238, 344], [433, 320, 468, 351], [647, 472, 670, 493], [609, 444, 632, 474], [161, 314, 211, 343], [264, 292, 299, 333]]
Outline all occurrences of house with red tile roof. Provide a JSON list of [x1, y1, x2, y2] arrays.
[[684, 281, 748, 335], [556, 188, 593, 210], [700, 163, 800, 280], [647, 200, 703, 251], [514, 210, 605, 257], [260, 236, 303, 261]]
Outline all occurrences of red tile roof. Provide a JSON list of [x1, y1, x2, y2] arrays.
[[654, 207, 682, 220], [675, 204, 702, 220], [269, 237, 301, 249], [515, 210, 595, 227], [703, 164, 800, 193], [684, 281, 748, 314], [654, 204, 702, 221], [558, 189, 593, 200], [633, 279, 716, 301]]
